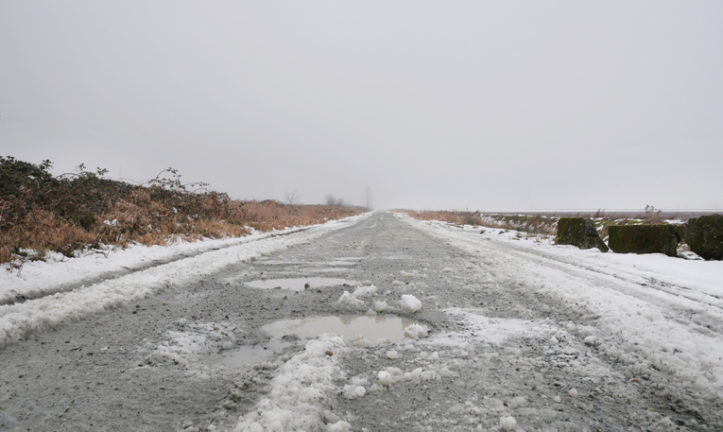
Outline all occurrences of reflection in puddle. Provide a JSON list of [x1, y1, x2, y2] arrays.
[[262, 315, 417, 344], [244, 277, 356, 292]]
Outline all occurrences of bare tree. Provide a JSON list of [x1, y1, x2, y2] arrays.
[[325, 194, 345, 206], [284, 190, 300, 206]]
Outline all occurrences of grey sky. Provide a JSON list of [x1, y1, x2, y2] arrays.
[[1, 1, 721, 210]]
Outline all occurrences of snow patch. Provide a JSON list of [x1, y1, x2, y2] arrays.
[[400, 294, 422, 313], [499, 416, 517, 431], [233, 335, 349, 431], [337, 285, 378, 308], [404, 323, 430, 339], [341, 384, 366, 399], [373, 300, 390, 312]]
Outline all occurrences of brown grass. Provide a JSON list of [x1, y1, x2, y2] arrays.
[[0, 157, 364, 264], [2, 200, 363, 265], [402, 210, 557, 235], [403, 210, 484, 226]]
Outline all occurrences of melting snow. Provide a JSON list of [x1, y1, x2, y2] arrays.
[[400, 294, 422, 313]]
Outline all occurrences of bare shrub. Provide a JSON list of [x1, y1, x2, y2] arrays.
[[0, 157, 364, 264]]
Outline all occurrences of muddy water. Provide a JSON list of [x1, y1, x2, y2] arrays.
[[261, 314, 417, 344]]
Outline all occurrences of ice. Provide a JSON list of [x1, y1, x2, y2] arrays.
[[327, 420, 351, 432], [378, 370, 392, 387], [337, 285, 378, 307], [374, 300, 390, 312], [499, 416, 517, 431], [386, 349, 399, 359], [342, 384, 366, 399], [337, 291, 364, 307], [583, 335, 598, 346], [233, 335, 349, 431], [353, 285, 378, 297], [404, 323, 429, 339], [400, 294, 422, 313]]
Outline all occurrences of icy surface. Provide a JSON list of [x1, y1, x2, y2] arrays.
[[398, 212, 723, 397]]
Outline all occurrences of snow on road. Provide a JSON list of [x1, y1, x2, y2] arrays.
[[2, 211, 721, 431], [0, 217, 367, 305], [0, 213, 370, 345], [397, 213, 723, 399]]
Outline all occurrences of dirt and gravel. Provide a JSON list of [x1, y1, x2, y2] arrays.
[[0, 212, 721, 431]]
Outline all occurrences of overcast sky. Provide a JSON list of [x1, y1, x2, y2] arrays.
[[1, 1, 721, 211]]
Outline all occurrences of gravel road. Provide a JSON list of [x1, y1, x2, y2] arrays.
[[1, 212, 721, 431]]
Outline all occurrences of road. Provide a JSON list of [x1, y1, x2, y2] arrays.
[[1, 212, 721, 431]]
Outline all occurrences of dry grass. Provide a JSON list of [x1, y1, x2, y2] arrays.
[[0, 157, 364, 264], [403, 210, 484, 226], [402, 210, 557, 235], [402, 208, 697, 242]]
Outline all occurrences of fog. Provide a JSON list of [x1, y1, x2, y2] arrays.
[[1, 1, 721, 211]]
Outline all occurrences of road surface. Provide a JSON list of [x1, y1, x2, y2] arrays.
[[1, 212, 721, 431]]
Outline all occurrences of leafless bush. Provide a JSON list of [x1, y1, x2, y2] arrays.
[[0, 157, 364, 264]]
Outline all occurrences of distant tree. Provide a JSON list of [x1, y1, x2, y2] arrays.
[[285, 190, 300, 206], [325, 194, 346, 206]]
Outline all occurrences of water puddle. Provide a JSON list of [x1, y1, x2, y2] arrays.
[[262, 315, 418, 344], [244, 277, 356, 292], [323, 257, 362, 266]]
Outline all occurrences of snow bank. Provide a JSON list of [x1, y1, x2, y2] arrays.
[[397, 212, 723, 398], [0, 214, 370, 345], [234, 335, 349, 431], [0, 214, 369, 305]]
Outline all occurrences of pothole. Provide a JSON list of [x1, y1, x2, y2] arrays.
[[244, 277, 357, 292], [261, 314, 420, 345]]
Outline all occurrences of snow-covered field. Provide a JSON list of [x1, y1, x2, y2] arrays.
[[397, 213, 723, 398]]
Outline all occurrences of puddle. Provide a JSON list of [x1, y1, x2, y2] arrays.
[[262, 315, 418, 344], [323, 257, 362, 266], [244, 277, 356, 292]]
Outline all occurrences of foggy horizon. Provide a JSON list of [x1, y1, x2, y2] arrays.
[[2, 1, 722, 211]]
